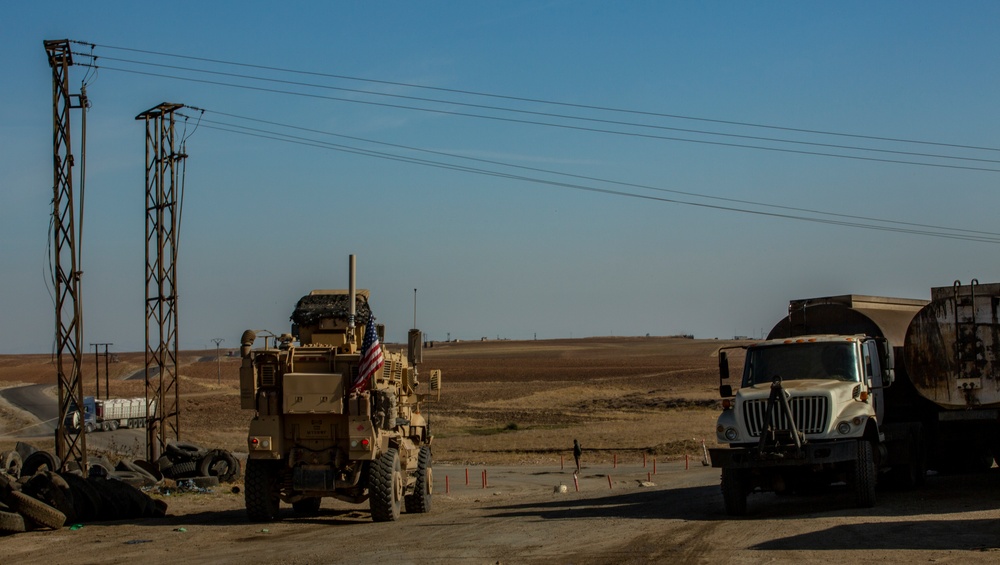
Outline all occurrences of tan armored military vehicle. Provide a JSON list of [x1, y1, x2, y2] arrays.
[[239, 256, 440, 522]]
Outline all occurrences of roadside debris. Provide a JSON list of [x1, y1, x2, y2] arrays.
[[0, 441, 240, 536]]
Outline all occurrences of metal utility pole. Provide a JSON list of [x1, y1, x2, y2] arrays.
[[212, 338, 224, 385], [137, 102, 186, 461], [91, 342, 113, 399], [45, 39, 88, 471]]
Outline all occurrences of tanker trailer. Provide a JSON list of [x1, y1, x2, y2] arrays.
[[903, 280, 1000, 471]]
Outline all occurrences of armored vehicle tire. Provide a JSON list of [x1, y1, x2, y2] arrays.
[[9, 490, 66, 530], [245, 459, 281, 522], [292, 497, 322, 515], [404, 446, 432, 514], [369, 448, 403, 522], [720, 468, 748, 516], [853, 440, 877, 508]]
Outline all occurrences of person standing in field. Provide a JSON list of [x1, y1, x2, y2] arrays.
[[573, 439, 582, 473]]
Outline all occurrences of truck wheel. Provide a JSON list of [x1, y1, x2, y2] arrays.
[[853, 440, 877, 508], [292, 497, 322, 515], [369, 448, 403, 522], [245, 459, 281, 522], [85, 423, 95, 434], [108, 420, 119, 432], [404, 446, 432, 514], [721, 468, 748, 516]]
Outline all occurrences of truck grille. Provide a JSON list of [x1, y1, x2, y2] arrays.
[[743, 396, 829, 437], [260, 365, 276, 387]]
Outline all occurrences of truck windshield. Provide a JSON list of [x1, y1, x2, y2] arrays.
[[742, 342, 860, 386]]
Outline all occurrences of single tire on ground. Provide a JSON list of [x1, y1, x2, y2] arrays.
[[109, 470, 154, 488], [369, 448, 403, 522], [1, 451, 22, 478], [853, 440, 877, 508], [163, 460, 198, 479], [132, 459, 164, 483], [0, 509, 26, 533], [21, 451, 59, 477], [721, 467, 749, 516], [245, 459, 281, 522], [116, 460, 159, 485], [199, 450, 241, 483], [165, 442, 209, 460], [404, 446, 432, 514], [9, 490, 66, 530]]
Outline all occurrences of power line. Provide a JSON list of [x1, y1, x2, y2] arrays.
[[73, 53, 1000, 167], [76, 63, 1000, 175], [73, 40, 1000, 154], [180, 113, 1000, 244], [200, 109, 1000, 240]]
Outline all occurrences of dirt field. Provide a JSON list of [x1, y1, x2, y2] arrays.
[[2, 337, 999, 563]]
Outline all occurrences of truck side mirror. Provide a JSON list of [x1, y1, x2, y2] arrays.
[[720, 384, 734, 398]]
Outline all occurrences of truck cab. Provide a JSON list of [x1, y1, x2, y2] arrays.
[[65, 396, 98, 433], [711, 335, 891, 515]]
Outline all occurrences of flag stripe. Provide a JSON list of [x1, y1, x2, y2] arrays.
[[351, 316, 384, 393]]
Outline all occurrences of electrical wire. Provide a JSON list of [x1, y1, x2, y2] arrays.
[[194, 110, 1000, 240], [71, 53, 1000, 167], [76, 63, 1000, 175], [72, 40, 1000, 154], [184, 116, 1000, 243]]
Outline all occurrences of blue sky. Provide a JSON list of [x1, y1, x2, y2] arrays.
[[3, 2, 1000, 354]]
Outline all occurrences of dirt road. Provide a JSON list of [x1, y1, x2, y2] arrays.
[[4, 459, 999, 564]]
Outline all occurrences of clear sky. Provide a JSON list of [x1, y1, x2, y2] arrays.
[[3, 2, 1000, 354]]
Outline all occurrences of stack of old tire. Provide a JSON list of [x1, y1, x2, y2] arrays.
[[0, 448, 168, 535], [156, 441, 241, 487]]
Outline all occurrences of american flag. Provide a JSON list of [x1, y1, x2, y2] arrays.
[[352, 316, 385, 394]]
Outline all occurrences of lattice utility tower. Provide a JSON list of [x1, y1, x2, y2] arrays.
[[136, 102, 186, 461], [45, 39, 89, 470]]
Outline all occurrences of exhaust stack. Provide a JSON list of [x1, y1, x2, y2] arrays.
[[348, 254, 357, 346]]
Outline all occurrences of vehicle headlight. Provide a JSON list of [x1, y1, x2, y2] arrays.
[[837, 421, 852, 435], [724, 427, 739, 441]]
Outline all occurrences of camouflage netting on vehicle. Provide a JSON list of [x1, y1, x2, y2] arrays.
[[291, 293, 373, 327]]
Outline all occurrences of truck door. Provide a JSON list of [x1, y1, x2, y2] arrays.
[[863, 341, 885, 423]]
